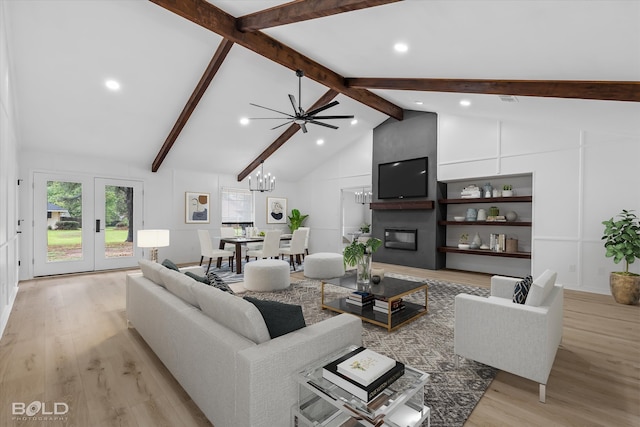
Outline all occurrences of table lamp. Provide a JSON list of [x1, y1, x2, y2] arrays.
[[137, 229, 170, 262]]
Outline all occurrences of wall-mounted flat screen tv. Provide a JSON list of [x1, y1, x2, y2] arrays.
[[378, 157, 428, 199]]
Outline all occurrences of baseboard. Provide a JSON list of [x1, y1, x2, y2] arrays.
[[0, 283, 19, 339]]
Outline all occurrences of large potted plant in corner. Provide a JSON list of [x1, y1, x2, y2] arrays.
[[287, 209, 309, 233], [343, 237, 382, 285], [602, 209, 640, 305]]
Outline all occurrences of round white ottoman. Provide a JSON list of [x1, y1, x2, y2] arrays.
[[244, 259, 291, 292], [304, 252, 345, 279]]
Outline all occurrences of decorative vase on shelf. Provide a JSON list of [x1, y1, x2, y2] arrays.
[[472, 232, 482, 248], [489, 206, 499, 217]]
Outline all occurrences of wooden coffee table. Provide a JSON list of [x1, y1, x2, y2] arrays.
[[321, 272, 428, 332]]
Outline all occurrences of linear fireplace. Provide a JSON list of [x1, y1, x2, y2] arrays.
[[384, 229, 418, 251]]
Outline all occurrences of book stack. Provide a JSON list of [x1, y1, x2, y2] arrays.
[[373, 297, 405, 315], [345, 291, 375, 307], [322, 347, 405, 402]]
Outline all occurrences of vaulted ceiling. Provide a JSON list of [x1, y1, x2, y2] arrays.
[[6, 1, 640, 182]]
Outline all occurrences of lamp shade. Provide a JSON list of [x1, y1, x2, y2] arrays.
[[137, 229, 170, 248]]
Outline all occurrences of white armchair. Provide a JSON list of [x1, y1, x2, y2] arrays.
[[454, 270, 563, 402]]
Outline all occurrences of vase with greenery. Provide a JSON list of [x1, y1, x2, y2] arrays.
[[287, 209, 309, 233], [602, 209, 640, 304], [360, 222, 371, 233], [343, 237, 382, 285]]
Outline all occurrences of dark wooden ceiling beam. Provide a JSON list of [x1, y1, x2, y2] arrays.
[[152, 38, 234, 172], [149, 0, 404, 120], [237, 89, 339, 182], [237, 0, 402, 32], [345, 78, 640, 102]]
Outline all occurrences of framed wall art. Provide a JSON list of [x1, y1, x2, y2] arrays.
[[267, 197, 287, 224], [185, 192, 210, 224]]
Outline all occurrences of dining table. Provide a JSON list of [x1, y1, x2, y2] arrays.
[[218, 235, 292, 274]]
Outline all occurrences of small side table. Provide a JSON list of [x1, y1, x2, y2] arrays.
[[292, 346, 430, 427]]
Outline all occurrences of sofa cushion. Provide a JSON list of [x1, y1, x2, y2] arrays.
[[185, 271, 210, 284], [206, 271, 236, 294], [512, 275, 533, 304], [161, 258, 180, 272], [138, 259, 166, 287], [525, 270, 557, 307], [193, 282, 270, 344], [160, 268, 200, 307], [243, 296, 306, 339]]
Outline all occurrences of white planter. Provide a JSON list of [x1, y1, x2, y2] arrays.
[[502, 190, 513, 197]]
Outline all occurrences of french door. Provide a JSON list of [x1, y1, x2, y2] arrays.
[[33, 173, 143, 276]]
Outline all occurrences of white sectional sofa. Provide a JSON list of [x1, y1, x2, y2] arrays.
[[127, 259, 362, 427]]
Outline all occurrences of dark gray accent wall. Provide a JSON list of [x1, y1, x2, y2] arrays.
[[371, 110, 445, 270]]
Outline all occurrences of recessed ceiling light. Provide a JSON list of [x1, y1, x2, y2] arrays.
[[394, 42, 409, 53], [316, 139, 325, 146], [459, 99, 471, 107], [350, 119, 358, 125], [105, 79, 120, 91], [239, 117, 250, 126], [414, 101, 423, 105]]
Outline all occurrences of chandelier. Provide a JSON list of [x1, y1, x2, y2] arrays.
[[355, 188, 372, 204], [249, 161, 276, 192]]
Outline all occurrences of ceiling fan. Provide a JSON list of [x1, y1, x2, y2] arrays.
[[250, 69, 354, 133]]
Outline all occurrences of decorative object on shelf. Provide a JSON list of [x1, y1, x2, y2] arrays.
[[490, 233, 506, 252], [249, 161, 276, 192], [602, 209, 640, 305], [343, 237, 383, 285], [480, 244, 490, 250], [355, 188, 372, 205], [465, 208, 477, 221], [458, 233, 470, 249], [471, 232, 482, 249], [287, 208, 308, 232], [502, 185, 513, 197], [483, 183, 492, 198], [477, 208, 487, 221], [267, 197, 287, 224], [137, 229, 170, 262], [461, 184, 481, 198], [488, 206, 499, 217], [506, 211, 518, 221], [492, 188, 500, 197], [454, 216, 465, 222], [506, 238, 518, 253]]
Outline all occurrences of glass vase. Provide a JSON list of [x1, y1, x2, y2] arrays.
[[356, 254, 372, 286]]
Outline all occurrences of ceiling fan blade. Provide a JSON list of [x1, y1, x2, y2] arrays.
[[300, 122, 308, 133], [309, 115, 355, 120], [288, 94, 300, 115], [305, 101, 340, 117], [270, 120, 294, 130], [250, 103, 295, 118], [308, 120, 339, 130], [249, 117, 295, 120]]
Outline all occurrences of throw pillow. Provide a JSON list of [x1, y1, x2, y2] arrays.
[[161, 258, 180, 271], [185, 271, 211, 285], [206, 271, 235, 294], [512, 275, 533, 304], [243, 296, 306, 339]]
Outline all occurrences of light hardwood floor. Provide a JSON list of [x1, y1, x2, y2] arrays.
[[1, 264, 638, 426]]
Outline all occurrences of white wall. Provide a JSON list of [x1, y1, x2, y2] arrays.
[[0, 0, 20, 336], [438, 114, 640, 294]]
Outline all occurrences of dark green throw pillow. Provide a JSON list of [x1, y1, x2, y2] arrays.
[[243, 296, 306, 339], [161, 259, 180, 271], [185, 271, 210, 284]]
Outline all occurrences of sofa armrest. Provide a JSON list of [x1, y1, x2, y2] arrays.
[[236, 313, 362, 427], [491, 275, 520, 299], [455, 293, 559, 384]]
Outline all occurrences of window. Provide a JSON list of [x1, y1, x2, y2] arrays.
[[221, 187, 253, 224]]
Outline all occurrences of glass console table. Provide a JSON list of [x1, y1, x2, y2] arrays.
[[292, 346, 430, 427]]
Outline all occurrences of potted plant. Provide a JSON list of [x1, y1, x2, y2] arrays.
[[287, 209, 309, 233], [602, 209, 640, 304], [343, 237, 382, 285], [360, 222, 371, 234], [458, 233, 470, 249], [502, 184, 513, 197]]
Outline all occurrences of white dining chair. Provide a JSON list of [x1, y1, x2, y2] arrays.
[[246, 230, 282, 260], [279, 228, 309, 269], [197, 229, 234, 272]]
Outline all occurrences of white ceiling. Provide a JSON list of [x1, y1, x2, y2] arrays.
[[5, 0, 640, 182]]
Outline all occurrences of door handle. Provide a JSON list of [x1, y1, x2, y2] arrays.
[[96, 219, 101, 232]]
